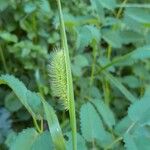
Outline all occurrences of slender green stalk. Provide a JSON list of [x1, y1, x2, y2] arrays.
[[103, 79, 110, 105], [107, 0, 128, 59], [104, 46, 111, 105], [90, 41, 97, 86], [33, 117, 42, 133], [104, 137, 123, 150], [104, 0, 128, 105], [40, 119, 44, 132], [0, 46, 8, 73], [116, 0, 128, 19], [96, 50, 133, 75], [56, 0, 77, 150], [107, 45, 112, 61]]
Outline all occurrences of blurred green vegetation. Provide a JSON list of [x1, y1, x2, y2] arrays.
[[0, 0, 150, 149]]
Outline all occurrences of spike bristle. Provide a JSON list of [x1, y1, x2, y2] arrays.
[[48, 49, 68, 110]]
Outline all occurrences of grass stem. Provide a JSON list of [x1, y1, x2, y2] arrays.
[[103, 0, 128, 106], [90, 41, 97, 86], [56, 0, 77, 149]]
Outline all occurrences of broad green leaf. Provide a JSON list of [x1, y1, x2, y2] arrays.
[[142, 86, 150, 98], [72, 54, 89, 76], [0, 75, 29, 113], [134, 125, 150, 139], [13, 40, 47, 58], [115, 116, 132, 136], [86, 25, 101, 43], [89, 86, 102, 99], [0, 75, 43, 119], [125, 8, 150, 24], [0, 108, 12, 144], [99, 0, 116, 10], [128, 87, 150, 125], [103, 17, 120, 26], [76, 26, 91, 50], [37, 0, 51, 14], [135, 136, 150, 150], [4, 92, 22, 112], [77, 78, 102, 99], [10, 128, 39, 150], [48, 32, 60, 44], [120, 76, 141, 89], [24, 2, 36, 13], [120, 30, 144, 44], [123, 14, 144, 33], [123, 8, 150, 33], [20, 20, 36, 39], [91, 99, 115, 129], [76, 25, 100, 50], [124, 128, 150, 150], [53, 13, 76, 28], [80, 102, 113, 148], [31, 131, 54, 150], [26, 91, 43, 119], [133, 64, 149, 80], [5, 131, 17, 149], [90, 0, 104, 21], [124, 133, 137, 150], [54, 13, 99, 28], [128, 97, 150, 124], [73, 55, 89, 68], [42, 100, 66, 150], [0, 0, 9, 11], [0, 31, 18, 43], [131, 45, 150, 60], [102, 29, 122, 48]]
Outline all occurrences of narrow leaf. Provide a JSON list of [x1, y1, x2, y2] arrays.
[[102, 71, 137, 103], [42, 99, 66, 150], [101, 45, 150, 70]]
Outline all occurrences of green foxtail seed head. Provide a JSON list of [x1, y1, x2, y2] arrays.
[[48, 49, 68, 110]]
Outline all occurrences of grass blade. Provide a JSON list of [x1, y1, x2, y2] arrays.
[[102, 71, 137, 103], [56, 0, 77, 150], [42, 98, 66, 150]]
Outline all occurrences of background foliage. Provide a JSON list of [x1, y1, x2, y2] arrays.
[[0, 0, 150, 149]]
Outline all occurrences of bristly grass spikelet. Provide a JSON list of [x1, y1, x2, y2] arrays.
[[48, 49, 68, 110]]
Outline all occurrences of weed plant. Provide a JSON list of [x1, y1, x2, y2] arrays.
[[0, 0, 150, 150]]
